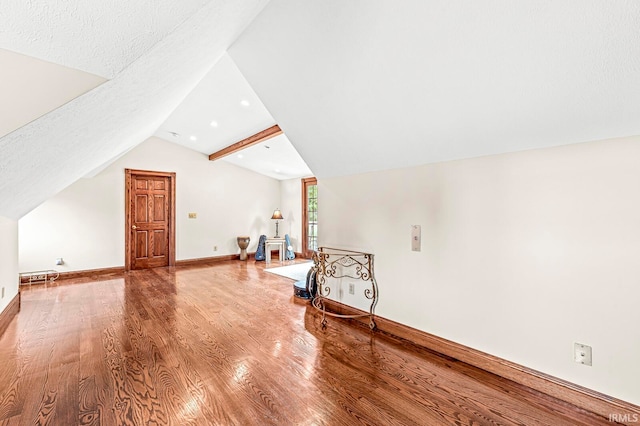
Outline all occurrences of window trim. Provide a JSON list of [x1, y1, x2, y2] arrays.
[[301, 177, 318, 258]]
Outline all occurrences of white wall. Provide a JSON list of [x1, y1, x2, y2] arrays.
[[0, 216, 19, 314], [19, 137, 281, 272], [319, 136, 640, 405], [279, 178, 303, 253]]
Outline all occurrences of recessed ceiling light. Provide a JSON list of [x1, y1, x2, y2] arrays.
[[210, 120, 218, 127], [275, 169, 281, 173], [240, 100, 250, 107], [190, 135, 197, 141], [237, 154, 244, 159]]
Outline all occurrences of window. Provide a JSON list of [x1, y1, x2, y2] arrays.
[[302, 177, 318, 257]]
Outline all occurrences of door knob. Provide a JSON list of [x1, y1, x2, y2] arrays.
[[132, 225, 138, 229]]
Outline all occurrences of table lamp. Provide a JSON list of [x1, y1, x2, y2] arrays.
[[271, 209, 284, 238]]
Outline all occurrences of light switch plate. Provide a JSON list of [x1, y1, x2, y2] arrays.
[[574, 343, 592, 366], [411, 225, 421, 252]]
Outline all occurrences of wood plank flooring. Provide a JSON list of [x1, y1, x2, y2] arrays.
[[0, 260, 613, 425]]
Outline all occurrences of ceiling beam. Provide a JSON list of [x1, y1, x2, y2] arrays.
[[208, 124, 283, 161]]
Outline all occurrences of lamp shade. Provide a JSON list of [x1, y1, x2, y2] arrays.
[[271, 209, 284, 220]]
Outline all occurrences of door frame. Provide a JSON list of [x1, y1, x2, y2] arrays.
[[125, 168, 176, 271], [301, 177, 318, 258]]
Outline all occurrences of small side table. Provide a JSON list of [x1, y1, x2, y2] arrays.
[[265, 238, 285, 263]]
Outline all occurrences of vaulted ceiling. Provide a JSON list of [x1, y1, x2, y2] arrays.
[[230, 0, 640, 178], [1, 0, 639, 220], [0, 0, 269, 219]]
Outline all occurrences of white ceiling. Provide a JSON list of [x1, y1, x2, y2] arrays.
[[1, 1, 640, 219], [156, 53, 275, 149], [0, 0, 269, 220], [0, 0, 212, 78], [154, 53, 312, 179], [221, 134, 312, 180], [230, 0, 640, 178]]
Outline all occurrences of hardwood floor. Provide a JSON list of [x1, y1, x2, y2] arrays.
[[0, 260, 613, 425]]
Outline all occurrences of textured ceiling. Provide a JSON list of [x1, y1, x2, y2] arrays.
[[230, 0, 640, 179], [0, 0, 268, 219], [0, 0, 211, 78], [3, 1, 640, 218]]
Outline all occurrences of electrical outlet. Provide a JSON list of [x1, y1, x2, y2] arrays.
[[348, 283, 355, 295], [188, 212, 197, 219], [213, 246, 218, 251], [574, 343, 592, 366]]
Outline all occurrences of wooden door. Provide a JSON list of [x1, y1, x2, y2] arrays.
[[125, 169, 176, 270]]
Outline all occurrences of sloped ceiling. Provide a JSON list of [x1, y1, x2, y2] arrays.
[[229, 0, 640, 179], [156, 53, 276, 151], [0, 0, 268, 220], [221, 134, 313, 180], [154, 53, 312, 180], [0, 0, 213, 78], [0, 49, 106, 138], [3, 1, 639, 219]]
